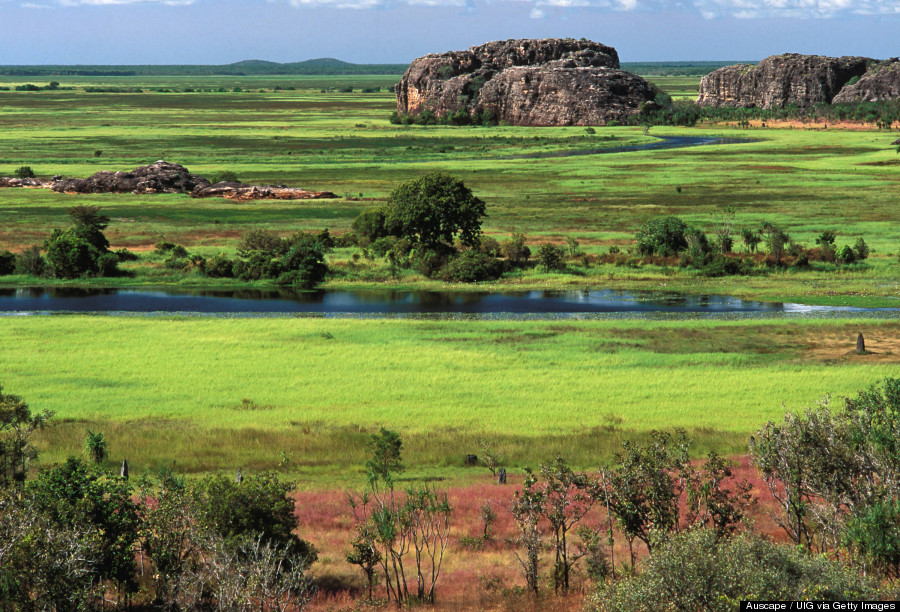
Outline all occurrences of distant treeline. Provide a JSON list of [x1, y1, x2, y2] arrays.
[[621, 61, 753, 76], [0, 58, 409, 77], [0, 59, 748, 78]]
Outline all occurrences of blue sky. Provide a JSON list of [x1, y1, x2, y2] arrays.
[[1, 0, 898, 64]]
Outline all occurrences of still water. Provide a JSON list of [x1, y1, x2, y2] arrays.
[[0, 287, 894, 317]]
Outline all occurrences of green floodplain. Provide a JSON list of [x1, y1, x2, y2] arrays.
[[1, 74, 899, 480]]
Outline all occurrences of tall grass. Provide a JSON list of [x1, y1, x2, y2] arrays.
[[3, 316, 895, 477]]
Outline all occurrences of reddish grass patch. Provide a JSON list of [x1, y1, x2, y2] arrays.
[[295, 456, 787, 610]]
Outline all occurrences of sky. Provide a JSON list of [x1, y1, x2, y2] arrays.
[[0, 0, 898, 65]]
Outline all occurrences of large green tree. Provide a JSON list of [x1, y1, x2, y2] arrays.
[[383, 172, 486, 248]]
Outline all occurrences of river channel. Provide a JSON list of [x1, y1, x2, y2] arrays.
[[0, 287, 896, 319]]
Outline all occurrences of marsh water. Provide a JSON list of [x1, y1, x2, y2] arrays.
[[0, 287, 894, 317], [506, 135, 756, 160]]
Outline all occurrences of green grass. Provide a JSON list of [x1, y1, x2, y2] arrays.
[[3, 316, 896, 480], [1, 77, 899, 304]]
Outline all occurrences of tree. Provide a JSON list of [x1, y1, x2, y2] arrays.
[[0, 385, 54, 489], [538, 457, 602, 592], [192, 471, 317, 564], [712, 206, 736, 253], [537, 243, 566, 272], [510, 468, 544, 595], [13, 166, 35, 179], [740, 227, 761, 253], [28, 457, 142, 597], [383, 173, 486, 248], [349, 428, 451, 605]]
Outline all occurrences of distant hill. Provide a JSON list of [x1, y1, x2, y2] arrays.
[[0, 58, 410, 77], [621, 61, 753, 76]]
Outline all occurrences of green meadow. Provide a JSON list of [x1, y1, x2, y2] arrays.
[[1, 315, 896, 481], [1, 76, 899, 480]]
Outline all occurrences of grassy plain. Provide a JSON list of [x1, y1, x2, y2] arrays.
[[1, 76, 899, 305], [0, 315, 895, 480], [1, 75, 899, 476]]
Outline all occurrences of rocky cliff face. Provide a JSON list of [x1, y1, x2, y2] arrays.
[[832, 59, 900, 104], [697, 54, 873, 109], [396, 38, 655, 126]]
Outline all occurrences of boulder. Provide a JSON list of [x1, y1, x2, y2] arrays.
[[0, 177, 54, 188], [833, 59, 900, 104], [51, 160, 210, 194], [697, 54, 873, 109], [191, 181, 338, 201], [396, 38, 654, 126]]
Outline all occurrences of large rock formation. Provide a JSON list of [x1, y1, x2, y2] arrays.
[[396, 38, 656, 126], [833, 59, 900, 104], [697, 54, 873, 109], [52, 160, 210, 194]]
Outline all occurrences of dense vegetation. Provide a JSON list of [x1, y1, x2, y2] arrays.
[[4, 380, 899, 607]]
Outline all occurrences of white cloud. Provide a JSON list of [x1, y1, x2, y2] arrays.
[[529, 5, 544, 15], [694, 0, 900, 18]]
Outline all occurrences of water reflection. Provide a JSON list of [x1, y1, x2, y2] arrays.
[[0, 286, 893, 315]]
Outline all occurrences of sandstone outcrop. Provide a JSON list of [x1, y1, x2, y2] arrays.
[[51, 160, 210, 194], [191, 181, 337, 201], [832, 59, 900, 104], [0, 160, 336, 200], [697, 54, 873, 109], [396, 38, 655, 126]]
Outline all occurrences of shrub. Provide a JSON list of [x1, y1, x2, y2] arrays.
[[170, 245, 189, 258], [204, 254, 235, 278], [369, 236, 399, 258], [96, 252, 121, 277], [0, 250, 15, 275], [635, 216, 689, 256], [14, 246, 46, 276], [591, 529, 877, 611], [334, 231, 358, 248], [351, 208, 390, 244], [154, 240, 177, 254], [501, 233, 531, 267], [114, 248, 138, 262], [44, 229, 99, 278], [13, 166, 35, 179], [209, 170, 238, 184], [410, 245, 453, 278], [853, 237, 870, 261], [837, 244, 857, 264], [536, 243, 566, 272], [164, 257, 190, 271], [438, 251, 504, 282], [478, 236, 501, 257]]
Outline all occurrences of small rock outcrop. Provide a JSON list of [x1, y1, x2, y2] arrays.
[[0, 177, 54, 188], [52, 160, 210, 194], [191, 181, 337, 201], [697, 54, 873, 109], [833, 59, 900, 104], [396, 38, 656, 126]]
